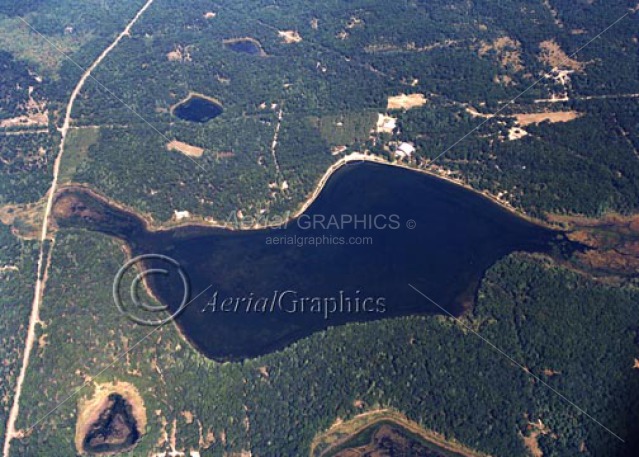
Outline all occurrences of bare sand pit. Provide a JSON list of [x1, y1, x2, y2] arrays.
[[478, 36, 523, 72], [75, 381, 147, 454], [508, 126, 528, 141], [278, 30, 302, 43], [387, 93, 427, 110], [376, 113, 397, 133], [166, 45, 193, 62], [514, 111, 582, 126], [167, 140, 204, 158], [539, 40, 585, 71]]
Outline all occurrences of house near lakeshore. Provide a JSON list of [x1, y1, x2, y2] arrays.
[[395, 142, 415, 160]]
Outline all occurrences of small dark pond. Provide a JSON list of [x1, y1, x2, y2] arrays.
[[82, 394, 140, 454], [173, 95, 223, 123], [225, 39, 263, 55]]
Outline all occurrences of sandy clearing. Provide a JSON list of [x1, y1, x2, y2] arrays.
[[508, 126, 528, 141], [466, 106, 581, 127], [514, 110, 582, 126], [539, 39, 585, 71], [0, 199, 46, 240], [478, 36, 524, 72], [387, 93, 427, 110], [278, 30, 302, 44], [167, 140, 204, 158], [0, 112, 48, 129], [0, 90, 48, 128], [522, 431, 543, 457], [376, 113, 397, 133]]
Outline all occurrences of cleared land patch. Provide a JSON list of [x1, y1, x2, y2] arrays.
[[513, 111, 582, 126], [278, 30, 302, 44], [167, 140, 204, 158], [387, 93, 427, 110], [478, 36, 524, 72], [0, 89, 48, 129], [0, 199, 46, 239], [375, 113, 397, 133], [539, 39, 585, 71]]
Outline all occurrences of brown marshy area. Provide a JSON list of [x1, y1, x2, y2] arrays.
[[311, 410, 488, 457], [52, 192, 107, 224], [549, 213, 639, 278], [75, 382, 146, 455]]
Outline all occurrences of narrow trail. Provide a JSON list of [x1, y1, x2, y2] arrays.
[[270, 105, 284, 179], [2, 1, 155, 455], [534, 92, 639, 103]]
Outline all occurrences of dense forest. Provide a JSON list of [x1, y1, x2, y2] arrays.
[[1, 0, 639, 455], [11, 231, 639, 456]]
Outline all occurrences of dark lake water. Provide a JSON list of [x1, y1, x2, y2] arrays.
[[172, 95, 223, 123], [225, 39, 263, 55], [55, 162, 575, 361]]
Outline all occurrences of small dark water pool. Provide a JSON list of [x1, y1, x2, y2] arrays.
[[172, 95, 223, 123], [225, 39, 263, 55], [82, 394, 140, 454]]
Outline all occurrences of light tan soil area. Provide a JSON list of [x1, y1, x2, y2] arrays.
[[387, 93, 427, 110], [466, 106, 582, 130], [0, 199, 46, 239], [514, 111, 582, 126], [538, 39, 585, 71], [75, 381, 147, 454], [167, 140, 204, 158], [478, 36, 524, 72], [0, 92, 48, 128], [375, 114, 397, 133], [166, 45, 193, 63], [278, 30, 302, 43]]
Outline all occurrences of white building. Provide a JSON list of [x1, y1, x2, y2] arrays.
[[395, 142, 415, 160]]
